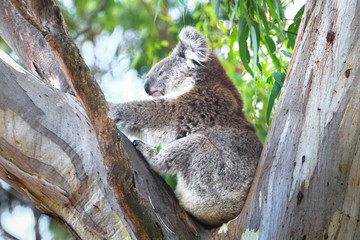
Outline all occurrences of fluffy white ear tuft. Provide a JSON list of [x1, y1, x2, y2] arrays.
[[177, 26, 209, 67]]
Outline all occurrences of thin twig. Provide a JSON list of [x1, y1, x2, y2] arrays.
[[284, 30, 298, 36]]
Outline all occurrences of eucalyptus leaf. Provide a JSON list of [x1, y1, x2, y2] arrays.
[[266, 71, 285, 124], [179, 0, 187, 8], [281, 50, 292, 58], [215, 0, 220, 19], [294, 4, 305, 21], [154, 0, 162, 23], [238, 17, 254, 76], [265, 0, 280, 21], [230, 0, 239, 26], [250, 23, 258, 78]]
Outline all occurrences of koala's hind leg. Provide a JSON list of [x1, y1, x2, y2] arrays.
[[134, 133, 215, 175]]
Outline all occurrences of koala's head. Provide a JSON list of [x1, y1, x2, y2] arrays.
[[145, 26, 210, 98]]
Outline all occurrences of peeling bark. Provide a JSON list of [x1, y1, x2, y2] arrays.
[[0, 1, 70, 92]]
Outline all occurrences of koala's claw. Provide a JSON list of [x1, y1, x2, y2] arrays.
[[133, 140, 157, 161], [133, 139, 142, 148]]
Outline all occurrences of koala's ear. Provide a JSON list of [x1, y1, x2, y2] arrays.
[[177, 26, 209, 66]]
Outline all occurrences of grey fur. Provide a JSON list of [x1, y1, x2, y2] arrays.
[[109, 26, 262, 227]]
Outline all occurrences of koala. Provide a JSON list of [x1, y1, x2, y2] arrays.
[[110, 26, 263, 227]]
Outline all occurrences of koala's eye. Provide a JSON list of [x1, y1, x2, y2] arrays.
[[158, 70, 164, 76]]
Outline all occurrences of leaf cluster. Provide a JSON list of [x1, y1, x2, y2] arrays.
[[211, 0, 304, 128]]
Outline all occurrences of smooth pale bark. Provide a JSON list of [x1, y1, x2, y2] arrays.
[[213, 0, 360, 239]]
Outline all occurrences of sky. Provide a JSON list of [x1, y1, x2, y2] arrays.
[[0, 0, 306, 239]]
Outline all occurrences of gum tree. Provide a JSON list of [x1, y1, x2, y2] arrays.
[[0, 0, 359, 239]]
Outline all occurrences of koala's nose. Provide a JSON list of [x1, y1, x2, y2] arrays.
[[144, 77, 151, 95]]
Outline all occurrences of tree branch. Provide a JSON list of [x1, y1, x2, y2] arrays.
[[0, 1, 71, 92], [0, 1, 207, 235]]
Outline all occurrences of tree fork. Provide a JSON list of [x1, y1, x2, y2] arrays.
[[0, 0, 359, 239]]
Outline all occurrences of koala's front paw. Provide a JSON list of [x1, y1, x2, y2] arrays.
[[133, 140, 157, 161]]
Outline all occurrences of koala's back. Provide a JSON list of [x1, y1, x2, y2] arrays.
[[169, 55, 263, 226], [176, 128, 261, 226]]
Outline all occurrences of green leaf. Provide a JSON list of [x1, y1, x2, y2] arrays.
[[266, 71, 285, 124], [265, 36, 276, 53], [179, 0, 187, 8], [156, 144, 162, 152], [229, 29, 238, 62], [281, 50, 292, 58], [262, 0, 267, 10], [250, 23, 258, 78], [154, 0, 162, 23], [294, 4, 305, 21], [162, 174, 177, 190], [274, 0, 284, 19], [238, 17, 254, 76], [130, 51, 141, 69], [272, 71, 285, 87], [230, 0, 239, 26], [286, 23, 297, 49], [253, 0, 260, 16], [160, 40, 169, 47], [215, 0, 220, 19], [239, 0, 247, 19], [258, 6, 269, 34], [265, 0, 280, 21], [264, 36, 281, 68], [274, 0, 283, 32], [266, 75, 273, 84]]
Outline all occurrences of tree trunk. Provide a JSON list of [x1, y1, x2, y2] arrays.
[[0, 0, 359, 239], [213, 0, 360, 239]]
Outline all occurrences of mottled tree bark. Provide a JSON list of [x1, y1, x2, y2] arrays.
[[0, 0, 359, 239]]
